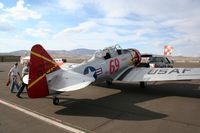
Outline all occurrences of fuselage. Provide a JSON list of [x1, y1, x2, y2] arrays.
[[68, 49, 139, 82]]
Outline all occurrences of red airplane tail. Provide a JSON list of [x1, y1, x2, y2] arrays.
[[28, 44, 60, 98]]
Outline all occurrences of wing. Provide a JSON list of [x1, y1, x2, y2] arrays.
[[60, 63, 79, 70], [47, 69, 95, 92], [116, 67, 200, 82]]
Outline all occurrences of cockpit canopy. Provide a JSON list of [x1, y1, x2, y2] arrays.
[[88, 44, 141, 67], [94, 44, 122, 59]]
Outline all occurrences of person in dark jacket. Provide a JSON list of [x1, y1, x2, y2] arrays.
[[16, 63, 29, 98]]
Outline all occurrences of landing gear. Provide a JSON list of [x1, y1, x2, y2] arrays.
[[106, 80, 113, 85], [140, 82, 147, 88], [53, 97, 59, 105]]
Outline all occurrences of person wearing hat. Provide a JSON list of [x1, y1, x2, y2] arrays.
[[8, 63, 21, 93], [16, 62, 29, 98]]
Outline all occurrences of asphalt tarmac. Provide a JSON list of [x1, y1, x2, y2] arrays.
[[0, 62, 200, 133]]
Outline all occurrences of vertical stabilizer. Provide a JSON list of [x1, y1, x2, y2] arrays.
[[28, 44, 60, 98]]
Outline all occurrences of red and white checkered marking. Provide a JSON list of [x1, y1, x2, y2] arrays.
[[164, 45, 173, 56]]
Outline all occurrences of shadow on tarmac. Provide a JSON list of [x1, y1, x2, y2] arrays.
[[54, 82, 200, 121]]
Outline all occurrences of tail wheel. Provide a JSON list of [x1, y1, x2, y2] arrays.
[[53, 97, 59, 105]]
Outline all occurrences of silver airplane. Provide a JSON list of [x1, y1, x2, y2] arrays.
[[23, 44, 200, 105]]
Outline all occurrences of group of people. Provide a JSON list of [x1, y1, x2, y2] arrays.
[[8, 62, 29, 98]]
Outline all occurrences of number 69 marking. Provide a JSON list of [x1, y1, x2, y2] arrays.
[[109, 58, 120, 74]]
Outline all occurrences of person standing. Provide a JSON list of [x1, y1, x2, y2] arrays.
[[16, 63, 29, 98], [8, 63, 21, 93]]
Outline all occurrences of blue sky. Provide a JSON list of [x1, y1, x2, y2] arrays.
[[0, 0, 200, 56]]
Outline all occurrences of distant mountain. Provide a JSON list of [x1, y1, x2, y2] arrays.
[[0, 48, 96, 57], [68, 48, 96, 56], [48, 50, 69, 55], [0, 50, 29, 56]]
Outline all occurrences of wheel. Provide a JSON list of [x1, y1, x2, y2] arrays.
[[106, 80, 113, 85], [140, 82, 147, 88], [53, 97, 59, 105]]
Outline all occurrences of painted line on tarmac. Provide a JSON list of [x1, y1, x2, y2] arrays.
[[0, 99, 86, 133]]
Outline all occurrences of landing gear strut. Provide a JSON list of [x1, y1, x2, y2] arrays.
[[106, 80, 113, 85], [53, 97, 59, 105], [140, 82, 147, 88]]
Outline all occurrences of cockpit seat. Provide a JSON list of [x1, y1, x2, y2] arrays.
[[104, 53, 111, 60], [117, 49, 122, 55]]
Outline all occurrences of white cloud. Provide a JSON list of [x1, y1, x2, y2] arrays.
[[0, 37, 34, 52], [0, 2, 4, 9], [54, 21, 97, 38], [58, 0, 84, 11], [95, 0, 200, 56], [97, 0, 200, 19], [50, 19, 145, 50], [24, 21, 52, 39], [25, 28, 51, 39], [3, 0, 41, 21], [1, 0, 200, 56], [0, 22, 14, 31]]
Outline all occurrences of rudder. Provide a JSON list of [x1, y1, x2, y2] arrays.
[[28, 44, 60, 98]]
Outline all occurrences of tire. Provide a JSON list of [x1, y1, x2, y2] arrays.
[[53, 97, 59, 105]]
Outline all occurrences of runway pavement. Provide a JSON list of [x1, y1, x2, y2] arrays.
[[0, 62, 200, 133]]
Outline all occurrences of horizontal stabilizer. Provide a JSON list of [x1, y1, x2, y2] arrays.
[[47, 70, 95, 92]]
